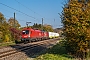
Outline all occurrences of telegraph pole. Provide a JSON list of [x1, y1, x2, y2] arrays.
[[13, 12, 15, 41], [14, 12, 15, 28], [54, 19, 55, 28], [42, 18, 43, 31]]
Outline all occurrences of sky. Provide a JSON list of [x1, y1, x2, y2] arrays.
[[0, 0, 65, 28]]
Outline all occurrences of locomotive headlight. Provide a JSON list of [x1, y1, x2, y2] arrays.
[[28, 35, 30, 37]]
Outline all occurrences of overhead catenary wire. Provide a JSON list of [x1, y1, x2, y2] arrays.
[[0, 2, 37, 20], [15, 0, 44, 18], [0, 1, 52, 27], [0, 2, 51, 28], [3, 14, 27, 23], [0, 7, 30, 20], [1, 10, 36, 24], [14, 0, 50, 22]]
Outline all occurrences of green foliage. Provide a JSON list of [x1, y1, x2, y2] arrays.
[[0, 12, 5, 23], [0, 12, 11, 42], [32, 23, 54, 32], [43, 24, 54, 32], [35, 43, 74, 60], [61, 0, 90, 59], [0, 41, 15, 47], [48, 43, 67, 54], [35, 53, 73, 60], [0, 12, 21, 43], [32, 23, 42, 30]]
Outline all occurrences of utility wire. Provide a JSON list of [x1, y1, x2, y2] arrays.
[[15, 0, 52, 25], [1, 12, 23, 21], [0, 7, 30, 19], [3, 14, 27, 22], [15, 0, 50, 21], [0, 2, 50, 27], [0, 7, 13, 13], [0, 2, 36, 19], [15, 0, 43, 18]]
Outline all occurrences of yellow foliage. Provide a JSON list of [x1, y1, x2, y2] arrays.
[[4, 35, 10, 42], [61, 0, 90, 58]]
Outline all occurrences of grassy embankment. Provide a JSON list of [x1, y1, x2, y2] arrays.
[[0, 39, 22, 47], [35, 40, 75, 60], [0, 41, 15, 47]]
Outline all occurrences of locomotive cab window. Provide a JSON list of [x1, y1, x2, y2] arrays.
[[22, 30, 29, 34]]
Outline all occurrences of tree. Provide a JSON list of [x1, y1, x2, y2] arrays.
[[43, 24, 54, 32], [61, 0, 90, 59], [32, 23, 54, 32], [8, 18, 21, 41], [0, 12, 5, 31], [0, 13, 21, 42], [8, 18, 21, 29], [2, 21, 11, 42], [0, 12, 5, 42], [0, 12, 11, 42], [33, 23, 41, 29]]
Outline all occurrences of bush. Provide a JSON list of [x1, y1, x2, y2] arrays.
[[35, 42, 74, 60]]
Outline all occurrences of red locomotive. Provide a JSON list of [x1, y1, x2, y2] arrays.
[[21, 27, 49, 43]]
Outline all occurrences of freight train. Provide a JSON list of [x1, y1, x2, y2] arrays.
[[21, 27, 59, 43]]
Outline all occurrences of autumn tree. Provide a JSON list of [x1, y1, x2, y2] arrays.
[[0, 12, 21, 43], [0, 12, 11, 42], [8, 18, 21, 41], [43, 24, 54, 32], [8, 18, 21, 29], [61, 0, 90, 59], [31, 23, 54, 32], [0, 12, 5, 42], [32, 23, 42, 30]]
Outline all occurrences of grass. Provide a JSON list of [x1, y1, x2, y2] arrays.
[[35, 53, 73, 60], [35, 41, 75, 60], [0, 39, 22, 47], [0, 41, 15, 47]]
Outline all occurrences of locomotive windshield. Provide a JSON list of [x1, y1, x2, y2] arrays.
[[22, 30, 29, 34]]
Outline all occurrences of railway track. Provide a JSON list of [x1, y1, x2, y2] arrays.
[[0, 38, 60, 60]]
